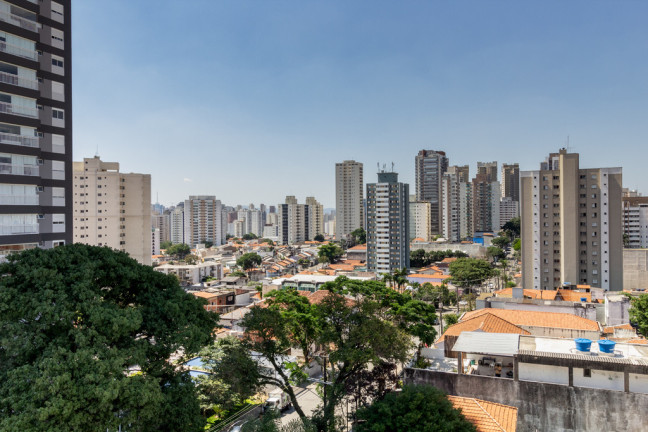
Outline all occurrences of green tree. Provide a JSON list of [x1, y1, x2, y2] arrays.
[[318, 243, 343, 264], [410, 249, 427, 268], [350, 227, 367, 245], [237, 252, 263, 270], [491, 235, 510, 249], [0, 244, 218, 432], [218, 278, 434, 431], [486, 246, 506, 263], [229, 270, 247, 278], [513, 238, 521, 252], [260, 238, 275, 246], [161, 240, 173, 250], [449, 258, 495, 292], [443, 313, 459, 331], [355, 385, 476, 432], [314, 233, 325, 242], [243, 233, 259, 240], [502, 217, 520, 238], [185, 254, 199, 265], [298, 258, 311, 268], [202, 240, 214, 248], [629, 294, 648, 337], [167, 243, 191, 259]]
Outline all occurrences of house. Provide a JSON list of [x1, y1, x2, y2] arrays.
[[154, 262, 223, 286], [448, 395, 518, 432]]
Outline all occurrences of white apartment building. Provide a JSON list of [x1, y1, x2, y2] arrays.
[[409, 201, 432, 241], [184, 196, 225, 248], [278, 196, 309, 245], [499, 197, 519, 228], [169, 207, 184, 244], [622, 190, 648, 248], [152, 228, 160, 256], [441, 166, 472, 242], [306, 196, 324, 239], [335, 160, 364, 240], [73, 157, 151, 265]]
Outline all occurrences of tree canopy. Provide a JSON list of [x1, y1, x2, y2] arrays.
[[0, 244, 219, 432], [629, 294, 648, 337], [350, 227, 367, 245], [243, 233, 259, 240], [449, 257, 495, 289], [502, 217, 520, 238], [217, 278, 436, 431], [314, 233, 325, 242], [167, 242, 191, 259], [410, 249, 468, 268], [318, 243, 344, 264], [237, 252, 263, 270], [486, 246, 506, 263], [355, 385, 476, 432]]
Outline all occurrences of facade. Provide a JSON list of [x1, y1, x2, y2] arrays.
[[409, 201, 432, 241], [415, 150, 448, 235], [499, 196, 519, 228], [305, 196, 323, 239], [151, 227, 160, 256], [501, 163, 520, 202], [151, 211, 170, 244], [183, 195, 225, 248], [476, 161, 498, 182], [441, 165, 472, 242], [73, 157, 151, 265], [520, 149, 623, 291], [471, 173, 500, 234], [0, 0, 72, 259], [154, 261, 222, 286], [169, 206, 184, 244], [366, 170, 409, 273], [335, 160, 363, 240], [622, 190, 648, 248], [278, 195, 309, 245]]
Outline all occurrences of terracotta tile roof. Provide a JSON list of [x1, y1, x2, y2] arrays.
[[409, 273, 451, 280], [441, 257, 458, 263], [191, 291, 218, 300], [348, 244, 367, 251], [411, 237, 426, 242], [627, 339, 648, 345], [437, 313, 530, 343], [557, 290, 591, 302], [576, 284, 591, 289], [493, 288, 557, 300], [461, 309, 600, 331], [603, 323, 634, 334], [448, 395, 518, 432]]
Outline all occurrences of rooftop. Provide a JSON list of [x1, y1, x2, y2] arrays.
[[461, 308, 600, 332], [437, 313, 531, 343], [448, 395, 518, 432]]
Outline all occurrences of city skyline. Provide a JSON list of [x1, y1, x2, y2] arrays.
[[73, 1, 648, 207]]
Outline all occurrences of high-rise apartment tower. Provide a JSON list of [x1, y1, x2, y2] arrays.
[[415, 150, 448, 235], [0, 1, 72, 258], [335, 160, 363, 240], [520, 149, 622, 291]]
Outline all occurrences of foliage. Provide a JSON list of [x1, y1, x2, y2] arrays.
[[185, 254, 199, 265], [629, 294, 648, 337], [506, 281, 517, 288], [260, 238, 275, 246], [241, 408, 316, 432], [486, 246, 506, 263], [410, 249, 468, 268], [355, 385, 477, 432], [0, 244, 219, 432], [502, 217, 520, 238], [415, 282, 456, 306], [237, 252, 263, 270], [449, 258, 495, 289], [318, 243, 344, 264], [350, 227, 367, 245], [513, 238, 521, 252], [443, 313, 458, 331], [167, 243, 191, 259], [344, 362, 399, 411], [243, 233, 259, 240], [491, 235, 510, 249], [202, 240, 214, 248], [161, 240, 173, 250], [229, 271, 247, 278], [314, 233, 325, 242], [196, 337, 262, 416], [217, 278, 436, 431], [298, 258, 311, 268]]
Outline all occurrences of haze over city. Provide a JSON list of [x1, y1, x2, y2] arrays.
[[72, 0, 648, 207]]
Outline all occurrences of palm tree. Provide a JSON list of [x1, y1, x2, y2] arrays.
[[392, 268, 409, 293], [381, 273, 393, 288]]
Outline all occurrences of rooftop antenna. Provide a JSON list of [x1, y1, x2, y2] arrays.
[[156, 192, 159, 204], [377, 162, 380, 172], [95, 144, 100, 158], [565, 135, 575, 153], [391, 162, 394, 172]]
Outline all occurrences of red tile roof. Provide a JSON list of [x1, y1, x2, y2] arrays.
[[461, 308, 600, 331], [448, 395, 518, 432], [437, 313, 530, 343]]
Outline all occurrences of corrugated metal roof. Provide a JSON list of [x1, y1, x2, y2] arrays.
[[452, 332, 520, 356], [517, 350, 648, 367]]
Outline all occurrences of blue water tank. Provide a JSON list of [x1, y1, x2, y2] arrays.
[[580, 297, 587, 302], [575, 338, 592, 352], [598, 339, 616, 354]]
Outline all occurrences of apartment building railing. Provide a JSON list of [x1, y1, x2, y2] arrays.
[[0, 71, 39, 90], [0, 132, 39, 147], [0, 102, 38, 118], [0, 10, 40, 32]]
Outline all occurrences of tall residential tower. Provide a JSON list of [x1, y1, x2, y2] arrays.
[[415, 150, 448, 235], [335, 160, 363, 241], [0, 1, 72, 258]]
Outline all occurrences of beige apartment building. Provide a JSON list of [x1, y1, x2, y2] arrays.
[[409, 201, 432, 241], [305, 196, 324, 239], [521, 149, 622, 291], [73, 157, 151, 265], [335, 160, 364, 241]]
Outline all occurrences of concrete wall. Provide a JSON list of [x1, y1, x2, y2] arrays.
[[519, 326, 600, 340], [518, 363, 569, 386], [484, 298, 598, 321], [405, 368, 648, 432], [572, 367, 624, 392], [411, 242, 486, 258], [623, 249, 648, 291]]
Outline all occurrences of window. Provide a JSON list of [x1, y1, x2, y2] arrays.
[[52, 109, 64, 120], [51, 57, 64, 68]]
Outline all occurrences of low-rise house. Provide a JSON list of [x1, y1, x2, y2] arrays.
[[447, 395, 518, 432], [155, 261, 222, 286]]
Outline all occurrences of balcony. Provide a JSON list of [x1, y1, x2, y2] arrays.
[[0, 194, 38, 205], [0, 223, 38, 235], [0, 41, 38, 61], [0, 10, 40, 32], [0, 71, 38, 90], [0, 131, 38, 147], [0, 163, 39, 176], [0, 102, 38, 118]]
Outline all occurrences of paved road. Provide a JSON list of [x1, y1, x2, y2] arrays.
[[280, 381, 353, 430]]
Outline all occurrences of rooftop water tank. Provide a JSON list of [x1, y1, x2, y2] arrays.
[[575, 338, 592, 352], [580, 297, 587, 302], [598, 339, 616, 354]]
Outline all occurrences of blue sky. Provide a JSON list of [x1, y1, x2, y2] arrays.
[[72, 1, 648, 208]]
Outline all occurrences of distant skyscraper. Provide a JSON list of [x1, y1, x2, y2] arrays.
[[441, 166, 472, 242], [73, 157, 151, 265], [305, 196, 324, 239], [335, 160, 364, 240], [366, 170, 409, 274], [278, 196, 310, 245], [477, 161, 498, 182], [409, 201, 432, 241], [622, 189, 648, 249], [0, 1, 72, 259], [169, 207, 185, 244], [520, 149, 622, 291], [501, 163, 520, 202], [472, 173, 500, 233], [184, 196, 225, 247], [415, 150, 448, 235]]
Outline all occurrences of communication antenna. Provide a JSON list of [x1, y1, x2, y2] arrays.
[[377, 162, 380, 172], [95, 144, 100, 158], [391, 162, 394, 172], [565, 135, 575, 153]]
